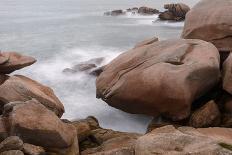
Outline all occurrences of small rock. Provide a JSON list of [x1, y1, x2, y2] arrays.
[[0, 136, 23, 153], [22, 143, 45, 155], [104, 10, 125, 16], [189, 100, 221, 128]]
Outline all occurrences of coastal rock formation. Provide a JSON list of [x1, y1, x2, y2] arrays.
[[138, 7, 159, 15], [182, 0, 232, 52], [159, 3, 190, 21], [0, 52, 36, 74], [0, 75, 64, 117], [222, 53, 232, 94], [22, 143, 45, 155], [135, 125, 232, 155], [3, 99, 76, 149], [96, 39, 220, 121]]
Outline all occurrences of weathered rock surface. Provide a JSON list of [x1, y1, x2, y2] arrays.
[[96, 39, 220, 121], [0, 136, 23, 153], [182, 0, 232, 51], [81, 128, 140, 155], [223, 53, 232, 95], [0, 52, 36, 74], [0, 117, 8, 141], [0, 150, 24, 155], [189, 100, 221, 128], [135, 125, 232, 155], [72, 116, 100, 142], [4, 99, 76, 149], [159, 3, 190, 21], [0, 75, 64, 117], [134, 37, 158, 48], [22, 143, 45, 155]]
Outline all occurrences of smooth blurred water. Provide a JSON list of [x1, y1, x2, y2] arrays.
[[0, 0, 199, 133]]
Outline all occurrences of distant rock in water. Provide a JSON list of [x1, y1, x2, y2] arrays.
[[182, 0, 232, 52], [104, 6, 159, 16], [138, 6, 159, 15], [159, 3, 190, 21], [63, 57, 105, 76], [104, 10, 126, 16]]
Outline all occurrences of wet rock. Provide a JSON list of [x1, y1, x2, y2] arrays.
[[4, 99, 77, 149], [138, 7, 159, 15], [0, 52, 36, 74], [90, 65, 105, 76], [0, 136, 23, 153], [189, 100, 221, 128], [0, 75, 64, 117], [104, 10, 125, 16], [134, 37, 158, 48], [182, 0, 232, 51], [22, 143, 45, 155], [63, 57, 105, 75], [135, 125, 232, 155], [0, 150, 24, 155], [96, 39, 220, 121]]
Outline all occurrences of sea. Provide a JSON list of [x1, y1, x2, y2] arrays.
[[0, 0, 199, 133]]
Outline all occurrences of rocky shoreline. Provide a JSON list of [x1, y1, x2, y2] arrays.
[[0, 0, 231, 154], [104, 3, 190, 22]]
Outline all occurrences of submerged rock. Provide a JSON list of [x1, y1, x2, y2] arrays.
[[96, 39, 220, 121], [63, 57, 105, 76], [182, 0, 232, 51], [0, 52, 36, 74], [104, 10, 125, 16]]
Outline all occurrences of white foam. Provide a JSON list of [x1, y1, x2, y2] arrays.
[[16, 46, 151, 133]]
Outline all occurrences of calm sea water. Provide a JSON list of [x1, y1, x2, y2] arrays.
[[0, 0, 199, 133]]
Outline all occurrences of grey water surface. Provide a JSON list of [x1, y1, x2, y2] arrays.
[[0, 0, 199, 133]]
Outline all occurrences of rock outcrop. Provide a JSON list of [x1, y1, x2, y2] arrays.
[[159, 3, 190, 21], [138, 7, 159, 15], [182, 0, 232, 52], [96, 39, 220, 121], [0, 52, 36, 74]]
